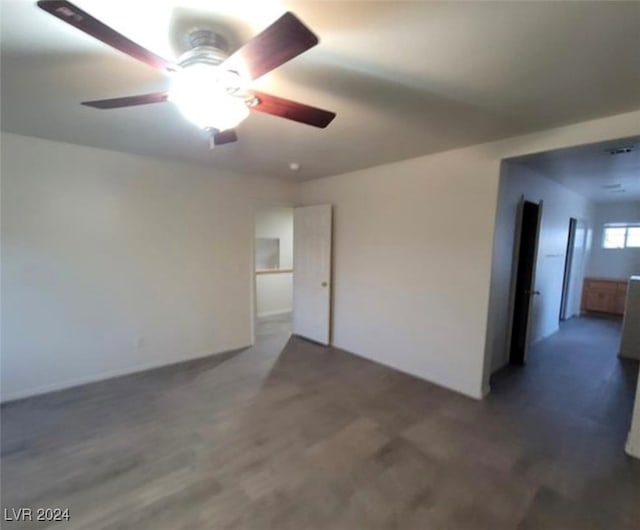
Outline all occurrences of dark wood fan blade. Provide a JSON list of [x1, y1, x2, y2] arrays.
[[37, 1, 176, 71], [250, 91, 335, 128], [224, 12, 318, 80], [214, 129, 238, 145], [82, 92, 169, 109]]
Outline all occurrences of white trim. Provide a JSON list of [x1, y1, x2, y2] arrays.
[[257, 309, 293, 318], [0, 342, 252, 404], [625, 436, 640, 460]]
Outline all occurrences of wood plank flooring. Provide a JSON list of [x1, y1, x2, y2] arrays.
[[2, 315, 639, 529]]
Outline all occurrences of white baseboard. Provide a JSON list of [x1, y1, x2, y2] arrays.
[[625, 436, 640, 460], [0, 342, 251, 404], [257, 309, 292, 318]]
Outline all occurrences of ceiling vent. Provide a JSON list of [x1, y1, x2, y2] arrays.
[[607, 146, 634, 155]]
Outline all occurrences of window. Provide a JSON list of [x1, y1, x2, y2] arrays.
[[627, 226, 640, 248], [255, 238, 280, 269], [602, 223, 640, 249]]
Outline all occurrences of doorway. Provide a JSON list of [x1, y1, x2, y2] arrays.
[[484, 139, 639, 452], [509, 200, 542, 365], [253, 204, 334, 346], [254, 206, 294, 335]]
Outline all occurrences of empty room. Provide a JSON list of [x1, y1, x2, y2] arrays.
[[2, 1, 640, 529]]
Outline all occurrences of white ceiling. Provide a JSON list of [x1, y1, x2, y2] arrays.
[[513, 136, 640, 203], [2, 0, 640, 180]]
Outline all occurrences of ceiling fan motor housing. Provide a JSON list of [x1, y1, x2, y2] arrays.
[[179, 29, 229, 68], [175, 29, 251, 100]]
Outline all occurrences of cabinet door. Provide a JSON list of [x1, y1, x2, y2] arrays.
[[613, 294, 626, 314], [581, 282, 593, 311], [585, 290, 614, 313], [613, 282, 628, 314], [614, 283, 627, 314]]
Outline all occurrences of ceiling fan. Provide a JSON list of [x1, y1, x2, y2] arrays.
[[37, 1, 336, 148]]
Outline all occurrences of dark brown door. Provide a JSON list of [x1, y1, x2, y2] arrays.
[[510, 200, 542, 365]]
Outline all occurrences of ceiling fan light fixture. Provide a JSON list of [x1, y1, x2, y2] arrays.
[[169, 64, 249, 131], [37, 2, 336, 146]]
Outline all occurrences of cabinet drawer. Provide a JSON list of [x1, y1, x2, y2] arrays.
[[613, 294, 627, 315], [584, 280, 618, 292]]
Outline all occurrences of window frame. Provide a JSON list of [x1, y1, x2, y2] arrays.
[[601, 222, 640, 249]]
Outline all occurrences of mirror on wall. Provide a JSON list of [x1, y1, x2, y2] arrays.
[[256, 238, 280, 270]]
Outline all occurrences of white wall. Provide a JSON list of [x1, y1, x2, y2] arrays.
[[0, 133, 294, 402], [586, 201, 640, 280], [625, 278, 640, 459], [3, 110, 639, 402], [487, 162, 594, 372], [296, 110, 640, 399], [255, 207, 294, 317], [627, 366, 640, 459], [297, 148, 500, 398]]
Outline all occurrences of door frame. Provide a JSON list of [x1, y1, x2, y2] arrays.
[[559, 217, 578, 321]]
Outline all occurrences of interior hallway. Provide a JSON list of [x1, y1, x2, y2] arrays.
[[2, 317, 639, 529], [492, 316, 638, 437]]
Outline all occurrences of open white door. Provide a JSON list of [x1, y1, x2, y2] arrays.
[[293, 204, 332, 345]]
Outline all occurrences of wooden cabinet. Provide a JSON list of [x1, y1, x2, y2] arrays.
[[581, 278, 628, 315]]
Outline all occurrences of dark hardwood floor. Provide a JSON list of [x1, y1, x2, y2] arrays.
[[2, 315, 639, 529]]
